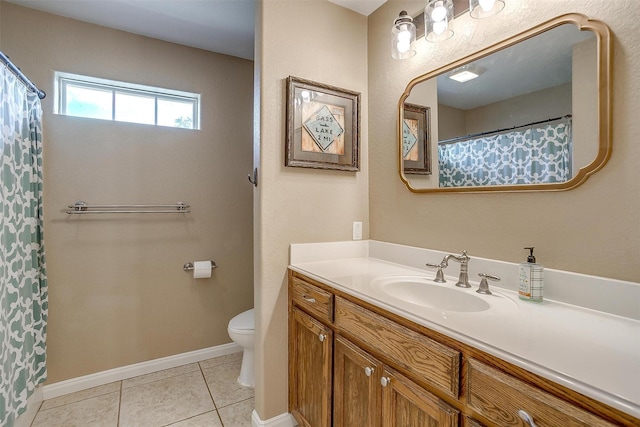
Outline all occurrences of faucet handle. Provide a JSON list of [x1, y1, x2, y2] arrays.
[[425, 262, 447, 283], [477, 273, 500, 295]]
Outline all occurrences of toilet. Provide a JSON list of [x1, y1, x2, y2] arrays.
[[227, 308, 255, 388]]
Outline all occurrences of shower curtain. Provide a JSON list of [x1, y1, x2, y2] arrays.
[[0, 63, 48, 425], [439, 120, 572, 187]]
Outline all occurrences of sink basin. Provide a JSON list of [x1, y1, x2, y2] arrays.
[[370, 276, 490, 313]]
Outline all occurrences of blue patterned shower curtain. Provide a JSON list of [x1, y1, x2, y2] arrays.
[[0, 63, 48, 425], [439, 120, 572, 187]]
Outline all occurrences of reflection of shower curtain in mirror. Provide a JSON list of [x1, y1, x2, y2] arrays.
[[0, 64, 48, 425], [438, 120, 572, 187]]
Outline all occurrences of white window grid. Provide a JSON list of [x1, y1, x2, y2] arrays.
[[54, 71, 200, 129]]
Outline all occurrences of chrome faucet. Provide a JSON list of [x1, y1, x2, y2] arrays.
[[442, 251, 471, 288]]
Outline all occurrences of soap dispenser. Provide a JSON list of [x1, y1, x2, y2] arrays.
[[518, 247, 543, 302]]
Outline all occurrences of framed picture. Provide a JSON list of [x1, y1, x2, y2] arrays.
[[402, 103, 431, 175], [286, 76, 360, 171]]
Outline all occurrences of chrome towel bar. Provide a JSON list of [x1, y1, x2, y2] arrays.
[[65, 201, 191, 214]]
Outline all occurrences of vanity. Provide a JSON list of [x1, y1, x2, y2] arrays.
[[287, 241, 639, 427]]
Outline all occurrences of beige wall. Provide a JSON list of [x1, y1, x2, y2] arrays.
[[1, 2, 254, 383], [438, 103, 466, 140], [465, 83, 571, 134], [369, 0, 639, 282], [255, 0, 369, 419]]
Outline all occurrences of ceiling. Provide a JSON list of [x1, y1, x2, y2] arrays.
[[6, 0, 388, 60], [435, 24, 594, 110]]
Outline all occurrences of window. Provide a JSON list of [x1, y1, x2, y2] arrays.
[[55, 72, 200, 129]]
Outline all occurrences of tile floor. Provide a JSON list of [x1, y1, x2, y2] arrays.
[[31, 352, 254, 427]]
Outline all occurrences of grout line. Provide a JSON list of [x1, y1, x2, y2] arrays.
[[120, 362, 200, 391], [116, 380, 122, 427], [28, 400, 43, 427], [160, 410, 221, 427], [197, 361, 226, 426], [35, 382, 121, 412], [199, 360, 219, 411]]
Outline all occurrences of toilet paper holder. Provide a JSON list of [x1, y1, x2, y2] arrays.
[[183, 261, 218, 272]]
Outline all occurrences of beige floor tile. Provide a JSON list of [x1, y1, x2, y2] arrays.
[[39, 381, 121, 411], [198, 351, 243, 370], [217, 398, 254, 427], [202, 359, 254, 408], [122, 362, 200, 389], [166, 410, 223, 426], [119, 370, 215, 427], [31, 391, 119, 427]]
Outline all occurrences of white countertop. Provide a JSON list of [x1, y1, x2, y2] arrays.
[[289, 242, 640, 419]]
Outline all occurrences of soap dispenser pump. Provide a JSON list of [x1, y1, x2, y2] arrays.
[[518, 247, 543, 302]]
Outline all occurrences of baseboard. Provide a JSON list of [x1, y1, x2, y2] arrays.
[[42, 342, 241, 400], [251, 410, 298, 427], [14, 385, 43, 427]]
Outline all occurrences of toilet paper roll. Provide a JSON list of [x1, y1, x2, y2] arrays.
[[193, 261, 212, 279]]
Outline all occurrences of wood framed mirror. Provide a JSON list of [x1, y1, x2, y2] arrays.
[[398, 14, 611, 193]]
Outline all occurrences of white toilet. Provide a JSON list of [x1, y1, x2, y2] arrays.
[[227, 308, 255, 388]]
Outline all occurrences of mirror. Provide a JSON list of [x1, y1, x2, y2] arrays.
[[398, 14, 611, 193]]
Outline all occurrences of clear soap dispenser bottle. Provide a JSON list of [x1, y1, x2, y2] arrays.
[[518, 247, 543, 302]]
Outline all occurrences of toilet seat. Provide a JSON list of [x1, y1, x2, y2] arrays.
[[228, 309, 254, 334], [227, 308, 255, 388]]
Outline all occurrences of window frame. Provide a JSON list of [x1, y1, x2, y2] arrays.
[[54, 71, 201, 129]]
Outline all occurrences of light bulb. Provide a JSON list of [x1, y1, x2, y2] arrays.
[[397, 41, 409, 53], [431, 1, 446, 21], [397, 30, 411, 53], [479, 0, 496, 12], [433, 19, 447, 35]]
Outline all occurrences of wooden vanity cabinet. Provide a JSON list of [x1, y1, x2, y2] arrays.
[[288, 270, 638, 427], [289, 308, 333, 427]]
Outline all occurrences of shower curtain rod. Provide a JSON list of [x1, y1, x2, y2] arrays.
[[438, 115, 572, 145], [0, 51, 46, 99]]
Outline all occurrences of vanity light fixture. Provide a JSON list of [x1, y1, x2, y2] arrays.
[[425, 0, 454, 42], [469, 0, 505, 19], [392, 0, 506, 58], [448, 65, 486, 82], [391, 10, 417, 59]]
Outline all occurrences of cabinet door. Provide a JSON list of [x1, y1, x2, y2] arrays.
[[381, 366, 459, 427], [289, 308, 333, 427], [334, 336, 382, 427]]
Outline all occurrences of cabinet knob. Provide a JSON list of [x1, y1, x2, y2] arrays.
[[318, 333, 326, 342], [517, 410, 538, 427], [380, 376, 391, 387], [364, 367, 375, 377], [303, 296, 316, 303]]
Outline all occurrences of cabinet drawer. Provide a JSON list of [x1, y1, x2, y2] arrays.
[[335, 296, 460, 398], [466, 359, 616, 427], [291, 276, 334, 323]]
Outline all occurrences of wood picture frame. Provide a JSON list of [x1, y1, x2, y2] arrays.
[[286, 76, 360, 171], [402, 103, 431, 175]]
